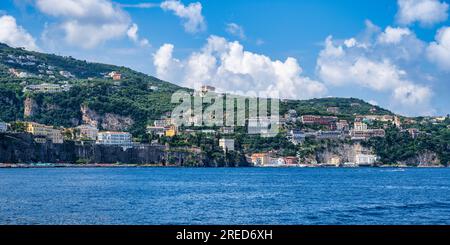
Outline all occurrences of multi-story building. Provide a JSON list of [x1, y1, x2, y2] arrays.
[[335, 120, 349, 131], [220, 127, 234, 134], [96, 131, 132, 146], [25, 122, 64, 144], [288, 129, 305, 145], [350, 128, 385, 140], [251, 153, 270, 166], [353, 122, 368, 131], [327, 107, 339, 114], [300, 115, 337, 125], [165, 126, 177, 137], [76, 125, 98, 140], [154, 119, 173, 128], [316, 130, 343, 139], [0, 122, 8, 132], [23, 83, 71, 93], [219, 138, 235, 152], [147, 126, 165, 137]]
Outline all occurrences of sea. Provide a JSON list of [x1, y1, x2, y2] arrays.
[[1, 167, 450, 224]]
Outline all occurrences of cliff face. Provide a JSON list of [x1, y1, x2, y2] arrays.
[[81, 105, 134, 131], [300, 143, 374, 165], [0, 132, 165, 164], [24, 97, 38, 118]]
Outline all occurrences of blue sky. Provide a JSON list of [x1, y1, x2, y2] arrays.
[[0, 0, 449, 116]]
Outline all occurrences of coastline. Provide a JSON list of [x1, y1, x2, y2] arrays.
[[0, 163, 446, 169]]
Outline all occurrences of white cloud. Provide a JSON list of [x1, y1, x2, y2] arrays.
[[127, 23, 150, 47], [35, 0, 147, 48], [397, 0, 449, 26], [316, 26, 433, 116], [118, 3, 159, 9], [226, 23, 246, 39], [427, 26, 450, 70], [153, 35, 327, 100], [378, 26, 412, 44], [0, 15, 39, 51], [160, 0, 206, 33]]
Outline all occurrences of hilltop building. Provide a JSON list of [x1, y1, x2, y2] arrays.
[[327, 107, 339, 114]]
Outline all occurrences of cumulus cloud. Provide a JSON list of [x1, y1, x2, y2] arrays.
[[35, 0, 148, 48], [378, 26, 412, 44], [0, 15, 39, 51], [160, 0, 206, 33], [427, 26, 450, 71], [397, 0, 449, 26], [127, 23, 150, 47], [316, 23, 433, 116], [153, 35, 327, 99], [226, 23, 246, 39]]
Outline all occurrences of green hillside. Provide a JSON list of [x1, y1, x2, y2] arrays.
[[1, 42, 389, 139]]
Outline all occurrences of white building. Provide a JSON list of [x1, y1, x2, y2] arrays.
[[355, 154, 378, 165], [0, 122, 7, 132], [219, 138, 235, 152], [96, 132, 132, 147], [76, 125, 98, 140], [354, 122, 368, 131], [147, 126, 165, 137]]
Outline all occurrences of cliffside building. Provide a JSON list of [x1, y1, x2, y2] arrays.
[[25, 122, 64, 144], [219, 138, 235, 152], [76, 125, 98, 141], [97, 131, 132, 147]]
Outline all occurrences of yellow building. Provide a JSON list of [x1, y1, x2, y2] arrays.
[[25, 122, 63, 144], [165, 126, 177, 137]]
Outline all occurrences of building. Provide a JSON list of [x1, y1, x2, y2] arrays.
[[330, 157, 341, 166], [316, 130, 343, 139], [220, 127, 234, 134], [219, 138, 235, 152], [355, 154, 378, 166], [25, 122, 63, 144], [350, 129, 385, 140], [407, 128, 421, 139], [200, 85, 216, 93], [96, 131, 132, 146], [76, 125, 98, 140], [335, 120, 349, 131], [154, 119, 173, 128], [108, 71, 122, 80], [165, 126, 177, 137], [251, 153, 270, 166], [300, 115, 337, 125], [353, 122, 368, 131], [147, 126, 165, 137], [23, 83, 71, 93], [0, 122, 7, 132], [288, 129, 305, 145], [284, 156, 298, 165], [327, 107, 339, 114]]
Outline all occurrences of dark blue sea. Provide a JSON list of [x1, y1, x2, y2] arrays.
[[1, 167, 450, 224]]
